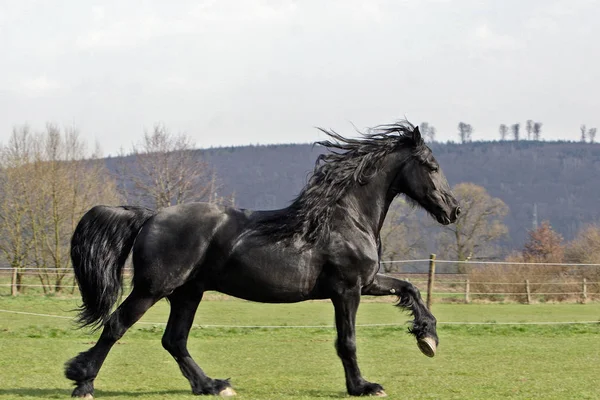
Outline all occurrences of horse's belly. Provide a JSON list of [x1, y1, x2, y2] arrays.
[[213, 252, 322, 303]]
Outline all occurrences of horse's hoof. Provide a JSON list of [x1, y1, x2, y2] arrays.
[[71, 379, 94, 399], [219, 387, 237, 397], [374, 390, 387, 397], [417, 337, 437, 357]]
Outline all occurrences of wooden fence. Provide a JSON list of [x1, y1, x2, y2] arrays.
[[2, 256, 600, 303]]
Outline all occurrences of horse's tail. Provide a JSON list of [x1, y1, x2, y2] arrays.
[[71, 205, 156, 330]]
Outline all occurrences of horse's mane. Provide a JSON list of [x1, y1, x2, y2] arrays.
[[252, 120, 425, 246]]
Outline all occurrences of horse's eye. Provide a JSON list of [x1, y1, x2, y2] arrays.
[[430, 165, 439, 172]]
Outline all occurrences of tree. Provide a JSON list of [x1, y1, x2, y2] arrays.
[[458, 122, 473, 143], [511, 123, 520, 141], [580, 124, 587, 143], [379, 198, 425, 271], [419, 122, 429, 138], [533, 122, 543, 140], [564, 224, 600, 284], [499, 124, 508, 141], [436, 183, 509, 265], [589, 127, 597, 144], [120, 124, 215, 209], [522, 221, 564, 263], [419, 122, 437, 143], [32, 125, 120, 293], [427, 126, 437, 143], [0, 126, 36, 292], [526, 120, 533, 140], [0, 124, 120, 293], [565, 224, 600, 264]]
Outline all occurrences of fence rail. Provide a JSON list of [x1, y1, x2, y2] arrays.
[[2, 256, 600, 303]]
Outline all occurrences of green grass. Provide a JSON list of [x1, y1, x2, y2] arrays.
[[1, 296, 599, 399]]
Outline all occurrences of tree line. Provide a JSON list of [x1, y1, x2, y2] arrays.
[[421, 120, 598, 143]]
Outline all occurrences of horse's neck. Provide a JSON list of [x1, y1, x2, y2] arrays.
[[341, 165, 397, 240]]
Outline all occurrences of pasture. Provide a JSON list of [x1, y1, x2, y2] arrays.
[[0, 295, 599, 400]]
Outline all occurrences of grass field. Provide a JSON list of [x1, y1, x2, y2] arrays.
[[1, 295, 599, 400]]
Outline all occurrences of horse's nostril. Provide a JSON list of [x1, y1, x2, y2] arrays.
[[453, 206, 461, 219]]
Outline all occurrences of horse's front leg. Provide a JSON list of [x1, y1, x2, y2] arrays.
[[331, 287, 387, 397], [362, 273, 438, 357]]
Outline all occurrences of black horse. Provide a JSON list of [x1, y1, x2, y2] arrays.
[[65, 121, 460, 398]]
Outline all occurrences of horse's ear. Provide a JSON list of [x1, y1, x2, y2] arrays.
[[412, 126, 422, 142]]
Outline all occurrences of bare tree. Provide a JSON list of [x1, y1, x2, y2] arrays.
[[565, 224, 600, 264], [525, 120, 533, 140], [511, 123, 520, 141], [0, 124, 119, 293], [499, 124, 508, 141], [533, 122, 543, 140], [580, 124, 587, 143], [419, 122, 437, 143], [458, 122, 473, 143], [436, 183, 509, 266], [419, 122, 429, 138], [428, 126, 437, 143], [589, 127, 597, 144], [122, 124, 215, 209], [564, 224, 600, 284], [0, 126, 36, 292], [32, 124, 120, 293]]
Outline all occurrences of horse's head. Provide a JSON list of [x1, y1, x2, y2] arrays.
[[391, 125, 460, 225]]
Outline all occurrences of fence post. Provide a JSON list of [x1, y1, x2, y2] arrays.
[[11, 267, 18, 296], [582, 278, 587, 303], [426, 254, 436, 310], [525, 279, 531, 304], [465, 278, 470, 304]]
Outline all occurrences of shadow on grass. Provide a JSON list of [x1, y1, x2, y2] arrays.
[[0, 388, 346, 398], [297, 389, 348, 398], [0, 388, 190, 398]]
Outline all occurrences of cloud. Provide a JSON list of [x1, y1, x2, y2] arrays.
[[75, 1, 298, 51], [91, 6, 105, 22], [75, 14, 196, 50], [525, 15, 559, 34], [21, 76, 61, 97], [526, 0, 597, 35], [187, 0, 296, 22], [346, 2, 386, 23], [471, 22, 524, 51]]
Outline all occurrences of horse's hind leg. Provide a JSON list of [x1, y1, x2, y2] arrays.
[[162, 284, 236, 396], [65, 288, 160, 398], [362, 273, 438, 357]]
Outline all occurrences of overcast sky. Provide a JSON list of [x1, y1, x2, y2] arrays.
[[0, 0, 598, 156]]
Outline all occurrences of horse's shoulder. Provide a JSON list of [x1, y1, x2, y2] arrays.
[[326, 231, 379, 267]]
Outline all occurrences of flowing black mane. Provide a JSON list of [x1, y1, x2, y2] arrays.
[[253, 120, 425, 245]]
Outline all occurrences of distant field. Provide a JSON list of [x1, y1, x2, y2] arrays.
[[1, 296, 599, 400]]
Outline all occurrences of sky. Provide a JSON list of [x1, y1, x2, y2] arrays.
[[0, 0, 598, 156]]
